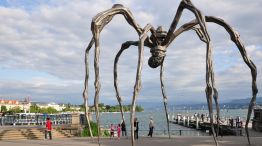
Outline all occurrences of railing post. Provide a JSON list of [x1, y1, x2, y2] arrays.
[[196, 117, 199, 129], [183, 116, 186, 126], [187, 116, 190, 127]]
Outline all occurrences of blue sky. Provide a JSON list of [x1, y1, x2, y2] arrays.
[[0, 0, 261, 106]]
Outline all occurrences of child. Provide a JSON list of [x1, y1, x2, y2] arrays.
[[45, 117, 52, 140], [110, 124, 114, 139], [117, 123, 121, 140]]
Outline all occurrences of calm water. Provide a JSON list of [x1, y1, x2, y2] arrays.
[[92, 108, 249, 136]]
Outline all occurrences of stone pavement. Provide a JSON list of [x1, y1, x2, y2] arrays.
[[0, 136, 262, 146]]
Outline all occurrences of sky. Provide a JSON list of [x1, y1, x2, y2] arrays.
[[0, 0, 261, 106]]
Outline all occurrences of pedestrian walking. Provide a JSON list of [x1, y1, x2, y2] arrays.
[[148, 117, 154, 137]]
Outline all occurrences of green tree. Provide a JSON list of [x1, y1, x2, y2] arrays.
[[1, 105, 7, 112], [105, 105, 111, 111], [135, 105, 144, 112], [30, 104, 40, 113], [79, 104, 85, 112], [47, 107, 58, 113], [62, 107, 76, 112], [8, 106, 22, 114], [39, 107, 58, 114], [98, 103, 104, 107], [66, 103, 71, 108]]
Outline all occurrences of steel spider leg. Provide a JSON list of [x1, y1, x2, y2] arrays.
[[114, 41, 139, 128], [159, 57, 171, 139], [167, 16, 258, 144], [90, 4, 143, 145], [83, 37, 95, 138], [128, 24, 156, 146], [162, 0, 218, 145], [193, 27, 221, 137], [204, 16, 258, 144]]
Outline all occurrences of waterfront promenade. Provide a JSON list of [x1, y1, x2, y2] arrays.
[[0, 136, 262, 146]]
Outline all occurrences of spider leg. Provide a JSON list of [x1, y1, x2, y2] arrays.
[[192, 27, 207, 43], [164, 0, 218, 144], [130, 24, 155, 146], [93, 30, 102, 146], [83, 37, 95, 138], [160, 57, 171, 139], [114, 41, 139, 127], [205, 16, 258, 145], [90, 4, 143, 145], [162, 0, 209, 46], [193, 27, 221, 137], [162, 1, 218, 144], [167, 16, 258, 144], [92, 4, 142, 35]]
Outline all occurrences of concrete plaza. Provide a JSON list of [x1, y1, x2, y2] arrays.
[[0, 136, 262, 146]]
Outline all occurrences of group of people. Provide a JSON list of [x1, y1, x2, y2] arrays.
[[110, 117, 155, 140], [110, 121, 127, 140], [45, 116, 155, 141]]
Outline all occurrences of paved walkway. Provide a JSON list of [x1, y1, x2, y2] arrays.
[[0, 136, 262, 146]]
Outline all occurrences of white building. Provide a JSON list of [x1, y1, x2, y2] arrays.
[[35, 102, 66, 111], [0, 99, 31, 112]]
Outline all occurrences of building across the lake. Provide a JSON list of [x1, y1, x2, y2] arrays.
[[0, 97, 82, 114], [33, 102, 66, 111], [0, 97, 31, 113]]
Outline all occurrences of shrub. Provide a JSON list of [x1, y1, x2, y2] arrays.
[[81, 122, 110, 137]]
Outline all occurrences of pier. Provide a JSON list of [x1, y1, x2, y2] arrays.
[[169, 113, 244, 136]]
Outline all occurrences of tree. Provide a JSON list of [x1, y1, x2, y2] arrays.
[[105, 105, 111, 111], [66, 103, 71, 108], [8, 106, 22, 114], [135, 105, 144, 112], [46, 107, 58, 114], [98, 103, 105, 107], [30, 104, 40, 113], [1, 105, 7, 112]]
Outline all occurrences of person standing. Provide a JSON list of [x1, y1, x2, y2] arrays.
[[148, 117, 154, 137], [121, 121, 127, 136], [134, 117, 139, 139], [45, 117, 52, 140], [110, 124, 115, 139], [117, 124, 121, 140]]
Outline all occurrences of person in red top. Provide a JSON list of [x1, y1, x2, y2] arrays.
[[45, 117, 52, 140]]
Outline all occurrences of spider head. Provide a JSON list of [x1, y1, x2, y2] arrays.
[[150, 26, 167, 44], [148, 46, 166, 68], [148, 26, 167, 68]]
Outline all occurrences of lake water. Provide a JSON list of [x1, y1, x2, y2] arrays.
[[92, 108, 249, 136]]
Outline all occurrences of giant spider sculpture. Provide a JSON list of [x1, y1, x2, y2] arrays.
[[83, 0, 258, 146]]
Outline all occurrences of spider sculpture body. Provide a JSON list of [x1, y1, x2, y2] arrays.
[[83, 1, 258, 146]]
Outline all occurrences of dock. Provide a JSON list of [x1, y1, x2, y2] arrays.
[[169, 113, 244, 136]]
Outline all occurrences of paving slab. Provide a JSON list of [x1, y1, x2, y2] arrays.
[[0, 136, 262, 146]]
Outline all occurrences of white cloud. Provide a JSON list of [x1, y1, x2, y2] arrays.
[[0, 0, 261, 105]]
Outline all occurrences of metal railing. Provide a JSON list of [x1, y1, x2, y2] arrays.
[[102, 129, 209, 137], [0, 113, 72, 126]]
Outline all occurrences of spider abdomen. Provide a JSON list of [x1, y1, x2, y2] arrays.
[[148, 46, 166, 68]]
